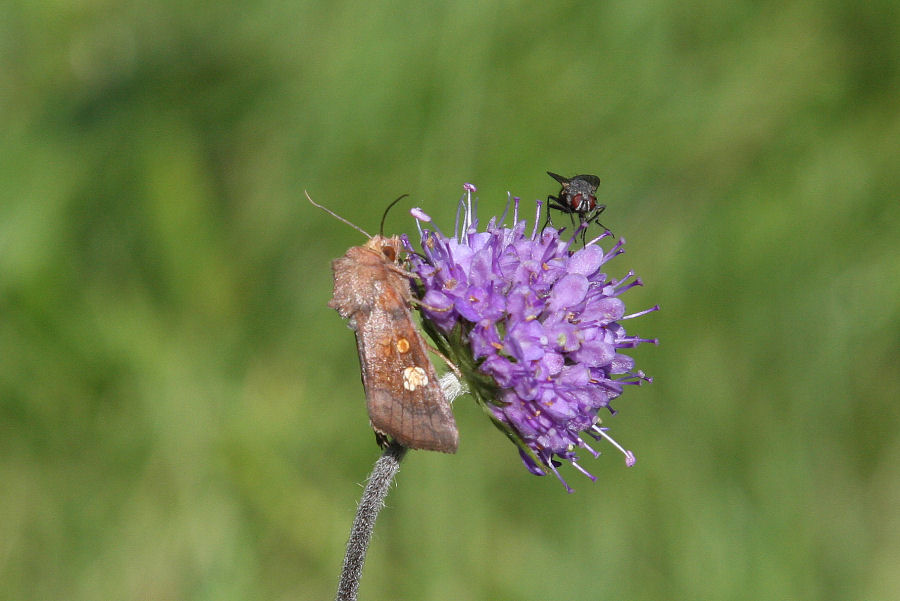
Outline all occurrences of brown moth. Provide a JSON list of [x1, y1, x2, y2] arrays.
[[322, 206, 459, 453]]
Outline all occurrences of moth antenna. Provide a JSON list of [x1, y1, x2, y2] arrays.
[[305, 190, 372, 239], [380, 194, 409, 236]]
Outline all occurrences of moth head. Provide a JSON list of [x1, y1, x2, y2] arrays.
[[365, 235, 403, 263]]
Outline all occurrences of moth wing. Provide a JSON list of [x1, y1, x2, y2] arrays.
[[354, 287, 458, 453], [329, 249, 377, 318]]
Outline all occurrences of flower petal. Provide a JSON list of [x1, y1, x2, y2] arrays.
[[548, 274, 589, 311]]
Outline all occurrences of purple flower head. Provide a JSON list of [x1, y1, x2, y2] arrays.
[[409, 185, 658, 492]]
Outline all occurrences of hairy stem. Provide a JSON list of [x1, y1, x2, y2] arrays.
[[335, 442, 408, 601]]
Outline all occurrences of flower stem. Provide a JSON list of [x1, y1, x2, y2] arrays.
[[335, 442, 408, 601]]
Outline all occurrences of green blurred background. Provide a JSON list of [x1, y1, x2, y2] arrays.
[[2, 1, 898, 600]]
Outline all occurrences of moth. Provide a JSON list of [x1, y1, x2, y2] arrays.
[[545, 171, 608, 236], [309, 193, 459, 453]]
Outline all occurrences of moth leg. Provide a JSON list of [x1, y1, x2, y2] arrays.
[[423, 343, 462, 379], [374, 430, 391, 449], [384, 261, 419, 280], [408, 296, 452, 313]]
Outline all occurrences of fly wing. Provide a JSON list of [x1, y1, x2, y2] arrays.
[[574, 174, 601, 188]]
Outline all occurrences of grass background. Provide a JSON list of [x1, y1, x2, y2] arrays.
[[2, 1, 898, 600]]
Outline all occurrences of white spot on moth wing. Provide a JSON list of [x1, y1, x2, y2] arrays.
[[402, 366, 429, 391]]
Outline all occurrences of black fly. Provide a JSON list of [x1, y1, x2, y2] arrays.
[[544, 171, 609, 241]]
